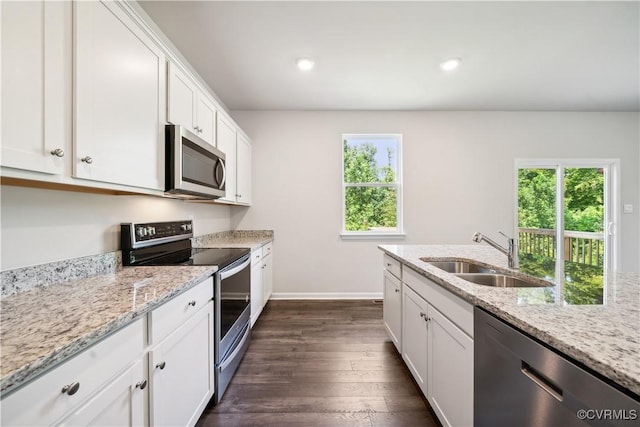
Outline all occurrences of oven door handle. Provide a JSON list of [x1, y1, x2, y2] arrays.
[[218, 324, 250, 371], [220, 256, 251, 280]]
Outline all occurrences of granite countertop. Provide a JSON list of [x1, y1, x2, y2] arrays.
[[0, 265, 217, 395], [192, 230, 273, 250], [379, 244, 640, 396]]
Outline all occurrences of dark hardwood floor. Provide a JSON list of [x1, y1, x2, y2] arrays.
[[196, 300, 441, 427]]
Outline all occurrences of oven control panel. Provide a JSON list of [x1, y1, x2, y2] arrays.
[[121, 220, 193, 250]]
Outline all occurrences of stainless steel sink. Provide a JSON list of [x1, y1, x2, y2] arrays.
[[422, 259, 497, 274], [454, 273, 553, 288]]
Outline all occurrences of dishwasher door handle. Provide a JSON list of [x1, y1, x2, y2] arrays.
[[521, 362, 564, 402]]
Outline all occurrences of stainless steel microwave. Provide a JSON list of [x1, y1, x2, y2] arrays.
[[165, 125, 226, 199]]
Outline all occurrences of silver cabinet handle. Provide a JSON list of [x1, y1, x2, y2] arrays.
[[50, 148, 64, 157], [80, 156, 93, 164], [61, 382, 80, 395], [135, 380, 147, 390], [156, 361, 166, 370], [188, 300, 196, 307]]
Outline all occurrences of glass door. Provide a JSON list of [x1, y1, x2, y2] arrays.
[[516, 160, 616, 305]]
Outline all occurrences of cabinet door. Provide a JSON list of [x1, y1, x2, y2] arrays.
[[74, 0, 165, 190], [236, 132, 252, 205], [1, 0, 68, 175], [427, 305, 474, 427], [167, 62, 197, 132], [383, 270, 402, 352], [216, 115, 237, 203], [402, 285, 429, 396], [262, 253, 273, 305], [149, 302, 214, 427], [57, 360, 146, 427], [196, 94, 217, 146], [250, 257, 264, 326]]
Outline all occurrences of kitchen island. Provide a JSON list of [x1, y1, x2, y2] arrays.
[[379, 244, 640, 396]]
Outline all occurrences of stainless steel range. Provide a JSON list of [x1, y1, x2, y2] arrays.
[[121, 220, 251, 404]]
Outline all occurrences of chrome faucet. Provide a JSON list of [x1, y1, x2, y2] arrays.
[[472, 231, 519, 269]]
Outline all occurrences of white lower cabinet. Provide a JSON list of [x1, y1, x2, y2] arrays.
[[250, 242, 273, 326], [250, 248, 264, 326], [57, 359, 146, 427], [383, 269, 402, 352], [427, 304, 474, 427], [398, 265, 474, 427], [402, 285, 429, 395], [262, 243, 273, 305], [149, 301, 214, 427], [0, 318, 145, 426]]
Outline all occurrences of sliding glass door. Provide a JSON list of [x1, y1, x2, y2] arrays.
[[516, 160, 617, 305]]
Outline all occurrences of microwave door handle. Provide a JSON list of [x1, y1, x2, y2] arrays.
[[218, 159, 226, 189]]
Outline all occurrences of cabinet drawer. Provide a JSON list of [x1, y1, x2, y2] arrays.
[[149, 277, 213, 344], [1, 318, 144, 426], [383, 254, 402, 279], [251, 248, 262, 266], [262, 242, 273, 258], [403, 267, 473, 337]]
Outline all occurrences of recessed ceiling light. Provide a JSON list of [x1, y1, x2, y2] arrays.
[[440, 58, 461, 71], [296, 58, 315, 71]]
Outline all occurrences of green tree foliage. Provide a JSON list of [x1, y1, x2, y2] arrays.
[[344, 141, 397, 231], [518, 168, 604, 233]]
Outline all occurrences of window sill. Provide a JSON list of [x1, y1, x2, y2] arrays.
[[340, 232, 406, 241]]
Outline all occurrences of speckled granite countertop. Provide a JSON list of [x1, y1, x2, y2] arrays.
[[379, 244, 640, 396], [0, 265, 217, 394], [192, 230, 273, 250]]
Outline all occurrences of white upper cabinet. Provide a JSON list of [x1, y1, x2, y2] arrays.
[[236, 131, 252, 205], [215, 113, 252, 205], [73, 0, 165, 190], [216, 114, 237, 203], [168, 62, 217, 146], [1, 0, 70, 175]]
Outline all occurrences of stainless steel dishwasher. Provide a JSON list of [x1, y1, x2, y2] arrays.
[[475, 307, 640, 427]]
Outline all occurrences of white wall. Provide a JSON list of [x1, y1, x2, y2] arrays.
[[230, 111, 640, 297], [0, 186, 231, 270]]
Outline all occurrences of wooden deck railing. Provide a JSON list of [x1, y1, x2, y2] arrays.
[[518, 228, 604, 267]]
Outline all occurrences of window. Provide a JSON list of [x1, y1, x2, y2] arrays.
[[342, 134, 403, 238], [516, 159, 618, 305]]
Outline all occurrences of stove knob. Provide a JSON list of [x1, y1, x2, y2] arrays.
[[137, 227, 147, 237], [147, 226, 156, 236], [186, 223, 192, 231]]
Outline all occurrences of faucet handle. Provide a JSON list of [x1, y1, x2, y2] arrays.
[[498, 230, 513, 241]]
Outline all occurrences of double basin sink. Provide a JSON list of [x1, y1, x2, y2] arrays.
[[421, 259, 553, 288]]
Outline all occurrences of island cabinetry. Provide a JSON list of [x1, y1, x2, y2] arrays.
[[73, 0, 166, 190], [167, 62, 217, 146], [383, 254, 402, 351], [395, 263, 474, 427], [148, 277, 214, 427], [1, 0, 69, 176], [0, 318, 146, 426], [262, 242, 273, 304]]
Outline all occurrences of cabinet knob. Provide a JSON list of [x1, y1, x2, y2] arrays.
[[135, 379, 147, 390], [80, 156, 93, 164], [156, 361, 166, 370], [387, 263, 392, 268], [50, 148, 65, 157], [419, 312, 429, 322], [394, 288, 400, 293], [61, 382, 80, 396], [188, 300, 196, 307]]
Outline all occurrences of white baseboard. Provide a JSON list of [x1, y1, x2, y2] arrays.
[[270, 292, 383, 300]]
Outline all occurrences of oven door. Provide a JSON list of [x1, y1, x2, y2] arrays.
[[216, 254, 251, 362]]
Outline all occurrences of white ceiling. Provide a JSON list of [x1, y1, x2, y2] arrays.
[[139, 1, 640, 111]]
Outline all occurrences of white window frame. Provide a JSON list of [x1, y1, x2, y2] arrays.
[[514, 158, 620, 272], [341, 133, 405, 240]]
